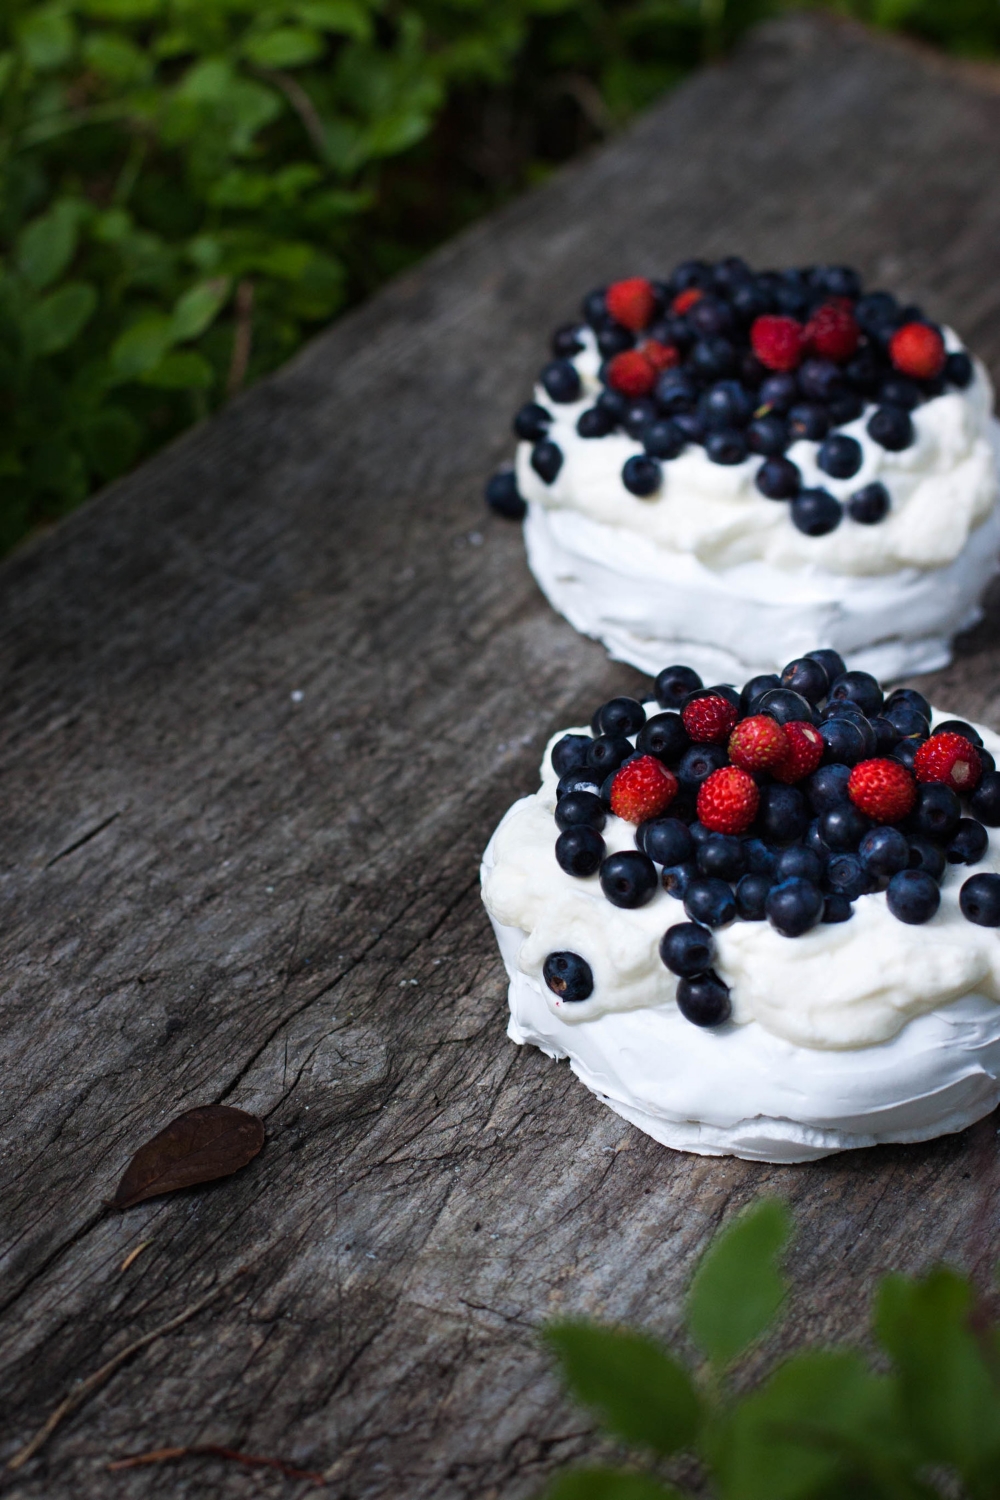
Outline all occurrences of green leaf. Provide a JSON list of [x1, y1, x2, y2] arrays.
[[109, 315, 175, 380], [171, 278, 230, 341], [546, 1470, 679, 1500], [875, 1267, 1000, 1483], [0, 51, 16, 96], [242, 27, 324, 69], [79, 406, 141, 480], [544, 1322, 700, 1457], [22, 282, 97, 356], [141, 350, 215, 390], [686, 1199, 791, 1367], [17, 200, 82, 291], [17, 7, 76, 70], [80, 0, 162, 16], [82, 32, 151, 84], [294, 0, 372, 42]]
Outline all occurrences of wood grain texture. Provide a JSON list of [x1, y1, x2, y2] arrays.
[[2, 12, 1000, 1496]]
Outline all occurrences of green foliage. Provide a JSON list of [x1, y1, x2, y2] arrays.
[[545, 1196, 1000, 1500], [2, 0, 999, 553]]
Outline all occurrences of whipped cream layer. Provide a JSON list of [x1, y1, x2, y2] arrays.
[[480, 711, 1000, 1160]]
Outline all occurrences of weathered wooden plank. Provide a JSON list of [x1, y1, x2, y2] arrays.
[[2, 12, 1000, 1496]]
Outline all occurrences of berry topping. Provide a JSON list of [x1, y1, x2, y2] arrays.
[[484, 470, 526, 520], [676, 972, 732, 1026], [636, 712, 689, 762], [766, 877, 824, 937], [946, 818, 988, 866], [682, 693, 740, 744], [595, 696, 647, 736], [697, 765, 760, 835], [889, 321, 947, 380], [659, 921, 715, 977], [555, 826, 605, 877], [599, 850, 658, 908], [642, 339, 680, 373], [541, 359, 582, 403], [772, 721, 824, 784], [672, 287, 703, 315], [683, 876, 737, 929], [848, 481, 890, 524], [791, 488, 842, 536], [805, 301, 860, 362], [959, 873, 1000, 927], [728, 714, 789, 772], [867, 404, 914, 451], [817, 434, 862, 479], [914, 732, 982, 792], [735, 872, 771, 920], [606, 349, 657, 396], [543, 951, 594, 1001], [886, 869, 940, 925], [750, 315, 803, 372], [605, 276, 657, 332], [847, 758, 917, 823], [555, 790, 606, 832], [531, 440, 563, 483], [610, 755, 678, 824], [638, 817, 694, 866], [622, 454, 662, 496]]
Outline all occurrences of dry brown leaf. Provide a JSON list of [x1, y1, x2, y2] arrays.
[[112, 1105, 264, 1210]]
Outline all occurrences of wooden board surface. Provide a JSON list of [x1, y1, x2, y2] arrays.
[[3, 12, 1000, 1497]]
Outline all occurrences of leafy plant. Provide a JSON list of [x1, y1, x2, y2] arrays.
[[545, 1197, 1000, 1500]]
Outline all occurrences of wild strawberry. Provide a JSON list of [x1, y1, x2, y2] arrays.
[[610, 754, 678, 823], [772, 721, 824, 784], [607, 349, 657, 397], [848, 758, 917, 823], [682, 693, 739, 744], [642, 339, 679, 373], [697, 766, 760, 835], [889, 322, 946, 380], [606, 277, 657, 332], [914, 732, 982, 792], [805, 301, 859, 362], [728, 714, 788, 771], [750, 315, 804, 372], [672, 287, 703, 315]]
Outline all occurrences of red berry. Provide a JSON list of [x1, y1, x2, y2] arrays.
[[805, 301, 859, 363], [697, 766, 760, 836], [728, 714, 788, 771], [672, 287, 703, 315], [847, 758, 917, 823], [771, 721, 824, 784], [750, 315, 804, 372], [914, 732, 982, 793], [607, 349, 657, 397], [610, 754, 678, 824], [682, 693, 739, 744], [642, 339, 679, 373], [606, 277, 657, 333], [889, 322, 946, 380]]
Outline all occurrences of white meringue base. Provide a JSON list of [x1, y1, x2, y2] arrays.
[[522, 421, 1000, 685], [482, 842, 1000, 1164]]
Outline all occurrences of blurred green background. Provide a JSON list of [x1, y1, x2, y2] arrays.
[[1, 0, 998, 556]]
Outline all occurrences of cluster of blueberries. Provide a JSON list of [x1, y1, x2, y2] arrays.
[[485, 257, 974, 537], [542, 647, 1000, 1029]]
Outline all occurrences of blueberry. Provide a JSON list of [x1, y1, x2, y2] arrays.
[[690, 336, 736, 379], [485, 470, 526, 520], [741, 673, 782, 713], [531, 440, 563, 483], [683, 876, 737, 928], [655, 372, 699, 413], [819, 265, 861, 299], [597, 323, 636, 358], [746, 415, 790, 456], [662, 860, 698, 898], [787, 403, 830, 442], [700, 380, 753, 429], [807, 762, 852, 813], [541, 359, 581, 404], [758, 372, 799, 412], [859, 826, 909, 879], [577, 406, 616, 438], [828, 393, 866, 425], [775, 845, 824, 883], [555, 791, 606, 833], [945, 351, 974, 389], [582, 288, 608, 325], [805, 647, 847, 682], [595, 697, 646, 737], [947, 818, 989, 865], [688, 820, 713, 846], [731, 282, 772, 322], [756, 456, 801, 499], [823, 892, 854, 923], [755, 687, 816, 726], [911, 783, 961, 843], [934, 718, 983, 748], [655, 664, 703, 709], [588, 734, 633, 776], [734, 872, 771, 919], [960, 872, 1000, 926], [856, 291, 899, 330], [884, 703, 929, 742], [821, 802, 870, 851], [878, 377, 921, 411], [543, 951, 594, 1001], [780, 656, 829, 705], [636, 712, 688, 763], [848, 481, 890, 524], [689, 296, 735, 338], [673, 411, 706, 444], [845, 347, 883, 394], [886, 869, 940, 924], [892, 739, 924, 774], [791, 488, 842, 536], [552, 324, 585, 358], [677, 743, 729, 790], [766, 877, 824, 936], [828, 670, 883, 716], [799, 358, 846, 403], [698, 834, 747, 881], [600, 850, 658, 908], [806, 817, 832, 862], [659, 921, 716, 977], [706, 429, 748, 465], [818, 718, 867, 769], [744, 838, 778, 876], [643, 420, 686, 460], [557, 768, 601, 800], [551, 733, 592, 777], [622, 454, 662, 496], [670, 259, 711, 292], [817, 434, 863, 480], [867, 405, 914, 451], [885, 686, 932, 720], [639, 817, 694, 866], [623, 398, 658, 438], [907, 838, 946, 881], [757, 784, 810, 844], [970, 771, 1000, 826], [676, 972, 732, 1026], [514, 401, 552, 440], [597, 388, 628, 422], [555, 825, 606, 877], [980, 749, 997, 777], [826, 852, 869, 900]]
